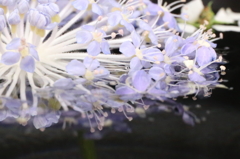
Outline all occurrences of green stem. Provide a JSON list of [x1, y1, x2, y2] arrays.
[[78, 131, 97, 159]]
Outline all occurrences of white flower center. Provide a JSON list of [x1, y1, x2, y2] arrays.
[[135, 48, 143, 59], [92, 31, 103, 43], [198, 40, 210, 47], [85, 69, 94, 81]]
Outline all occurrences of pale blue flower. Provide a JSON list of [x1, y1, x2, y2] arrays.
[[1, 38, 39, 73], [76, 25, 110, 56], [72, 0, 103, 15], [0, 97, 23, 121], [107, 11, 134, 31], [33, 109, 60, 129], [66, 57, 109, 80]]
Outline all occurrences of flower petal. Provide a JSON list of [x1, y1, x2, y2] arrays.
[[72, 0, 89, 10], [196, 46, 217, 66], [66, 60, 86, 76], [76, 30, 93, 44], [149, 67, 166, 81], [76, 101, 93, 111], [130, 57, 142, 72], [163, 12, 179, 30], [92, 3, 102, 15], [33, 116, 49, 129], [116, 86, 136, 96], [120, 19, 134, 32], [143, 48, 164, 62], [87, 41, 101, 56], [116, 86, 141, 101], [83, 56, 100, 71], [188, 72, 206, 83], [20, 56, 35, 73], [181, 43, 198, 55], [119, 41, 136, 57], [0, 110, 7, 121], [6, 38, 21, 50], [1, 52, 20, 65], [132, 70, 151, 92], [29, 46, 39, 61], [165, 35, 183, 56], [101, 40, 111, 55], [148, 32, 158, 45], [45, 112, 60, 124], [54, 78, 75, 89], [131, 31, 141, 47], [108, 11, 122, 26], [138, 20, 152, 31], [81, 25, 95, 32]]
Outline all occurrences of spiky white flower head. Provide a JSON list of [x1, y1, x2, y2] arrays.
[[0, 0, 223, 131]]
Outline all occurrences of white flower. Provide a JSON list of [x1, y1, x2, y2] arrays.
[[181, 0, 204, 23], [212, 25, 240, 32], [180, 0, 240, 33], [215, 8, 235, 24], [214, 8, 240, 32]]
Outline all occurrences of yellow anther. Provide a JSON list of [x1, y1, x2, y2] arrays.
[[92, 31, 103, 43], [111, 7, 121, 12], [30, 25, 36, 32], [20, 47, 29, 57], [135, 48, 143, 59], [11, 25, 17, 34], [85, 70, 94, 81], [51, 14, 61, 23], [0, 6, 7, 14], [197, 40, 210, 47], [36, 28, 45, 37], [20, 14, 25, 19], [16, 117, 28, 126]]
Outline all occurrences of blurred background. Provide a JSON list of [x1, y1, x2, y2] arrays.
[[1, 0, 240, 159]]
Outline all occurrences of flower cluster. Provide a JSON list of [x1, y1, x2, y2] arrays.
[[0, 0, 224, 132]]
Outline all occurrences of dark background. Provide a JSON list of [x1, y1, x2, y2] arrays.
[[1, 0, 240, 159]]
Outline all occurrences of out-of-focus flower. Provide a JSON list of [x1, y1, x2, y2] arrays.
[[213, 8, 240, 32], [180, 0, 240, 33], [181, 0, 204, 23]]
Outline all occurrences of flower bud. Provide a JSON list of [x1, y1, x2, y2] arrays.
[[18, 0, 30, 15], [37, 3, 59, 17], [28, 9, 50, 29], [0, 15, 6, 32], [8, 9, 21, 25]]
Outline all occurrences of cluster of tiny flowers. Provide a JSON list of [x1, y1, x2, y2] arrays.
[[0, 0, 224, 132]]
